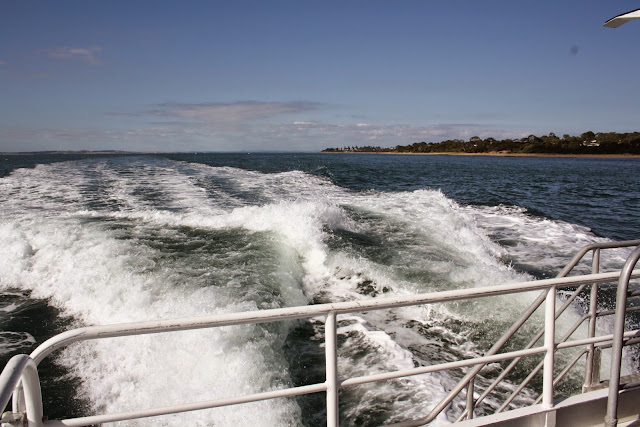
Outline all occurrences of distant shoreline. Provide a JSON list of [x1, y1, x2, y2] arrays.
[[321, 151, 640, 159], [2, 150, 639, 159]]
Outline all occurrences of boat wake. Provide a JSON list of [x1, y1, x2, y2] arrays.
[[0, 156, 631, 425]]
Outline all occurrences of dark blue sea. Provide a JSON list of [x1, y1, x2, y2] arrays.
[[0, 153, 638, 425]]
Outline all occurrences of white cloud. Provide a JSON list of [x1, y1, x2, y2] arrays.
[[1, 97, 531, 152], [40, 46, 103, 65], [0, 60, 6, 65], [268, 121, 527, 146], [0, 121, 531, 153], [151, 101, 320, 122]]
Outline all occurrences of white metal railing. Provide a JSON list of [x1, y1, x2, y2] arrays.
[[605, 244, 640, 427], [396, 239, 640, 426], [1, 242, 640, 427]]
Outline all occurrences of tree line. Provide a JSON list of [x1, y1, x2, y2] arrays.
[[322, 131, 640, 155]]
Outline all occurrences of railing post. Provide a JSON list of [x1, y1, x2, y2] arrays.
[[325, 312, 339, 427], [592, 347, 602, 385], [0, 355, 44, 427], [543, 286, 556, 408], [604, 246, 640, 427], [466, 377, 475, 420], [584, 249, 600, 391], [21, 361, 43, 427]]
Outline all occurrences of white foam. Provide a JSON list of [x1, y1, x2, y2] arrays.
[[1, 157, 631, 424], [1, 162, 311, 424], [1, 214, 305, 424], [0, 302, 21, 313], [467, 204, 632, 275]]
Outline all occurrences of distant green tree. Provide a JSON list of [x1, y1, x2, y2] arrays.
[[581, 131, 596, 142], [323, 131, 640, 155]]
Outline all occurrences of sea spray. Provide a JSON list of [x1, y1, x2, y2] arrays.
[[1, 153, 637, 425]]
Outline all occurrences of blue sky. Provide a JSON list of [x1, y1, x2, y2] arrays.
[[1, 1, 639, 152]]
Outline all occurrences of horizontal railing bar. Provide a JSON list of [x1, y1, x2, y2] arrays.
[[594, 335, 640, 351], [31, 271, 636, 365], [43, 383, 327, 427], [556, 329, 640, 350], [341, 347, 546, 388], [342, 330, 640, 410], [558, 240, 640, 278], [596, 305, 640, 318], [38, 330, 640, 426]]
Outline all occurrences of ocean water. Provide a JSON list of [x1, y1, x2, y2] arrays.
[[0, 153, 638, 425]]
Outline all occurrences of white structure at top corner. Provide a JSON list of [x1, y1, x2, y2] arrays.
[[604, 8, 640, 28]]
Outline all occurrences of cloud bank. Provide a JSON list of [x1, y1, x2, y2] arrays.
[[150, 101, 321, 122], [0, 99, 530, 152], [39, 46, 103, 65]]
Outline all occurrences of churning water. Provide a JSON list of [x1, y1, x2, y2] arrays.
[[0, 153, 638, 425]]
